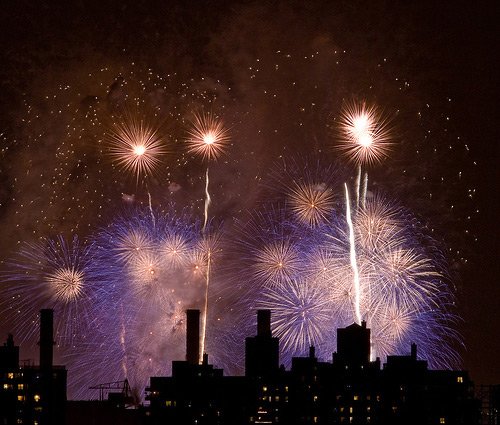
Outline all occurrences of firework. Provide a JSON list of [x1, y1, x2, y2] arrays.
[[186, 111, 230, 359], [234, 187, 460, 369], [0, 235, 99, 345], [257, 277, 335, 362], [336, 101, 392, 166], [287, 181, 336, 227], [186, 111, 230, 162], [106, 112, 168, 182], [60, 207, 208, 397], [0, 40, 474, 406]]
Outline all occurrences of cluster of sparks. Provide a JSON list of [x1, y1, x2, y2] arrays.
[[0, 67, 465, 401], [336, 101, 393, 166], [107, 113, 168, 182]]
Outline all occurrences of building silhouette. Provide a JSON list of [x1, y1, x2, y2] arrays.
[[0, 309, 66, 425], [146, 309, 480, 425]]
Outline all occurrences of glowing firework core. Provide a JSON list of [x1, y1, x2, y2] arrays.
[[187, 112, 230, 161], [337, 102, 392, 165], [203, 133, 216, 145], [47, 267, 85, 302], [133, 145, 147, 156]]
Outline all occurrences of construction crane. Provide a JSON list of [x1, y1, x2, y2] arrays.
[[89, 379, 133, 405]]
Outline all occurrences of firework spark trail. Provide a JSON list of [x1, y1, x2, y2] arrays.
[[147, 184, 156, 227], [203, 168, 211, 233], [355, 165, 362, 208], [200, 248, 211, 363], [344, 183, 362, 325], [361, 172, 368, 209], [186, 111, 229, 360], [119, 303, 128, 378]]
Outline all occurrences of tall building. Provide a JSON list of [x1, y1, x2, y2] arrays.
[[245, 309, 279, 378], [146, 309, 250, 425], [0, 309, 66, 425], [146, 310, 480, 425]]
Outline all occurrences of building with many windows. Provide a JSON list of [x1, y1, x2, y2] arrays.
[[146, 309, 480, 425], [0, 309, 66, 425]]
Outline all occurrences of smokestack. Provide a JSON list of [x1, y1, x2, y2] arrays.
[[186, 309, 200, 365], [309, 346, 316, 359], [257, 310, 271, 337], [411, 343, 417, 360], [39, 309, 54, 369]]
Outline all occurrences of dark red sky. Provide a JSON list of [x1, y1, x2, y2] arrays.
[[0, 0, 497, 387]]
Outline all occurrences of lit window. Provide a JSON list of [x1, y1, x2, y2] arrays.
[[349, 407, 353, 413], [17, 395, 25, 401], [17, 384, 24, 390], [8, 373, 14, 379], [313, 417, 318, 423], [16, 419, 23, 424], [367, 406, 371, 412], [3, 384, 9, 389], [34, 394, 41, 402], [263, 386, 268, 392], [285, 386, 289, 392], [353, 395, 359, 401], [440, 418, 446, 424], [275, 396, 280, 402], [165, 400, 172, 407], [457, 376, 463, 383]]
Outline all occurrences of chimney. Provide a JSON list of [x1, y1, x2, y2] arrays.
[[186, 309, 200, 365], [309, 346, 316, 359], [411, 343, 417, 360], [257, 310, 271, 337], [39, 309, 54, 370]]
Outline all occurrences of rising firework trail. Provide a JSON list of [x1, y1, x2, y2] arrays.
[[200, 248, 211, 363], [187, 111, 229, 361], [203, 168, 211, 231], [344, 183, 362, 325]]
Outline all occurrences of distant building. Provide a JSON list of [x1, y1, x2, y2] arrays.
[[146, 310, 480, 425], [0, 309, 66, 425], [477, 384, 500, 425]]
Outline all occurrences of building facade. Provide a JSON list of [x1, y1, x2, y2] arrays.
[[0, 309, 66, 425], [146, 310, 480, 425]]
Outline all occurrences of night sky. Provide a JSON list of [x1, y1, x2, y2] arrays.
[[0, 0, 497, 396]]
